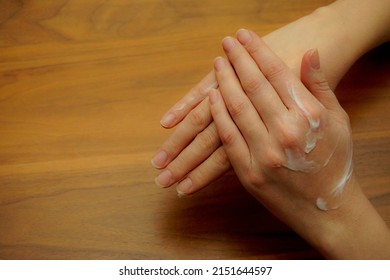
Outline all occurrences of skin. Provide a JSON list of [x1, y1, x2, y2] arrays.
[[153, 0, 390, 195], [152, 0, 390, 258], [211, 32, 355, 212], [209, 32, 390, 258]]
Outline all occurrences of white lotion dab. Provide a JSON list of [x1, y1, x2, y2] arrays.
[[282, 84, 323, 173], [284, 84, 353, 211]]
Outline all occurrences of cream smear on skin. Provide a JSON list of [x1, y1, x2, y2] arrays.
[[316, 140, 353, 211], [283, 84, 324, 173], [285, 84, 353, 211]]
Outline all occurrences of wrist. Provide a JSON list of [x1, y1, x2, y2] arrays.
[[304, 4, 359, 89], [261, 4, 359, 90], [313, 175, 364, 259], [312, 176, 390, 259]]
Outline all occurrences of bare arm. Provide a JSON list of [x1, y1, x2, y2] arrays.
[[160, 0, 390, 128], [209, 31, 390, 259], [153, 0, 390, 196]]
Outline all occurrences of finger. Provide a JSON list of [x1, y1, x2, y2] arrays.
[[151, 98, 212, 169], [300, 49, 343, 112], [237, 29, 325, 130], [160, 70, 218, 128], [209, 89, 250, 172], [154, 122, 221, 187], [221, 36, 288, 121], [236, 29, 300, 109], [214, 56, 267, 148], [176, 146, 231, 196]]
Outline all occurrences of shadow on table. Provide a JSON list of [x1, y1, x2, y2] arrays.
[[157, 173, 321, 259]]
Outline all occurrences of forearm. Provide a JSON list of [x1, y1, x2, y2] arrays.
[[329, 0, 390, 51], [156, 0, 390, 204], [208, 29, 390, 258], [304, 1, 390, 258], [308, 177, 390, 259], [262, 0, 390, 90], [161, 0, 390, 127]]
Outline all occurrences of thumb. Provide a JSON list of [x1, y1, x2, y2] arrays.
[[301, 49, 341, 111]]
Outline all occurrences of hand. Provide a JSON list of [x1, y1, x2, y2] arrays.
[[151, 25, 320, 194], [152, 97, 230, 193], [152, 20, 339, 195], [152, 7, 352, 195], [209, 32, 390, 259], [152, 1, 390, 258], [208, 31, 357, 255], [152, 1, 385, 195], [210, 30, 353, 213]]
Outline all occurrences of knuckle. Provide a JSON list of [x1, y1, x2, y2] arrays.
[[188, 106, 209, 128], [277, 123, 301, 149], [264, 60, 286, 82], [246, 170, 265, 187], [310, 104, 324, 121], [193, 83, 205, 95], [281, 131, 300, 149], [227, 99, 247, 118], [213, 147, 230, 168], [262, 148, 284, 169], [313, 78, 331, 94], [304, 102, 325, 127], [242, 76, 265, 94], [194, 128, 218, 151], [219, 128, 236, 147]]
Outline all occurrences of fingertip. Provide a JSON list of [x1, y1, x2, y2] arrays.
[[301, 48, 321, 75], [308, 48, 320, 70], [221, 36, 236, 53], [160, 112, 177, 128], [151, 150, 168, 169], [208, 88, 219, 105], [176, 188, 187, 198], [214, 56, 226, 72], [155, 169, 174, 188], [236, 28, 252, 45], [300, 49, 338, 109], [301, 49, 320, 84], [176, 177, 193, 197], [310, 49, 320, 70]]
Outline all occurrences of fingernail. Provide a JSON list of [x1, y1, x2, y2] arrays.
[[151, 150, 168, 168], [222, 36, 235, 52], [160, 112, 176, 128], [209, 89, 219, 105], [176, 178, 192, 196], [309, 49, 320, 70], [236, 29, 252, 45], [214, 57, 225, 72], [155, 169, 174, 187]]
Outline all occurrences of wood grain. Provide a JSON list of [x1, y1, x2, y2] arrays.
[[0, 0, 388, 259]]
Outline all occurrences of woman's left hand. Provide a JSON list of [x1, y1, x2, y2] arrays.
[[209, 29, 354, 227]]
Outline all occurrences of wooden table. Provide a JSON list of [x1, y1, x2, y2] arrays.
[[0, 0, 389, 259]]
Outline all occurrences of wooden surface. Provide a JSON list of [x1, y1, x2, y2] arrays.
[[0, 0, 389, 260]]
